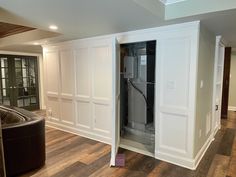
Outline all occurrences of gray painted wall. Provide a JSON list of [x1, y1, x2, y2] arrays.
[[194, 24, 215, 156]]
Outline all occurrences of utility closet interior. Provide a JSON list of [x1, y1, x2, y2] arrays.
[[119, 40, 156, 154]]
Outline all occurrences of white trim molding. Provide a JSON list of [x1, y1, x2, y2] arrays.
[[156, 132, 215, 170], [46, 121, 111, 145], [228, 106, 236, 111], [193, 134, 214, 170]]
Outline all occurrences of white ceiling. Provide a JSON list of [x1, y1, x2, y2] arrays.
[[159, 0, 187, 5], [1, 0, 236, 49], [0, 0, 164, 40]]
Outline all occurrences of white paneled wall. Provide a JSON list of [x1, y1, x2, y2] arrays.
[[157, 37, 191, 156], [153, 24, 199, 169], [43, 38, 113, 143], [43, 21, 216, 170]]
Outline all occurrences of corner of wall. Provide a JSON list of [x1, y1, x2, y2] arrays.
[[193, 23, 216, 161]]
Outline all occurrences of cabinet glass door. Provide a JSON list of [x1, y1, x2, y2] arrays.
[[0, 57, 11, 106], [0, 55, 39, 110]]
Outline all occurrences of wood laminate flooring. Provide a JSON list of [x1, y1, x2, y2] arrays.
[[19, 111, 236, 177]]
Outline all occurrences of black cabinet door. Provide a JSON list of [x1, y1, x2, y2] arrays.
[[0, 55, 40, 110]]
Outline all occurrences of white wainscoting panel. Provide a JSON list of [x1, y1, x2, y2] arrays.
[[76, 100, 91, 129], [60, 98, 75, 125], [93, 103, 111, 135], [160, 38, 190, 109], [157, 36, 191, 157], [45, 51, 59, 95], [43, 22, 200, 169], [75, 48, 90, 97], [60, 50, 74, 96], [92, 46, 112, 99], [91, 44, 112, 138], [44, 37, 113, 144], [160, 112, 187, 154], [155, 26, 199, 169], [47, 97, 60, 121]]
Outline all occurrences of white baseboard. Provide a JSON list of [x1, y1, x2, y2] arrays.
[[155, 150, 196, 170], [46, 121, 217, 171], [155, 131, 216, 170], [193, 133, 215, 169], [46, 121, 111, 145], [228, 106, 236, 111], [213, 123, 221, 137]]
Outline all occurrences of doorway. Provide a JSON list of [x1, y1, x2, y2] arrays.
[[0, 54, 39, 110], [221, 47, 232, 118], [119, 40, 156, 155]]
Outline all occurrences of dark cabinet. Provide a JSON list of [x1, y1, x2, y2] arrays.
[[0, 55, 39, 110]]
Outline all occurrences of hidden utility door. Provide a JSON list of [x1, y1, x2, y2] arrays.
[[0, 55, 40, 110], [120, 40, 156, 155]]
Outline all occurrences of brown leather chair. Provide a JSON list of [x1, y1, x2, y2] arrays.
[[0, 105, 45, 177]]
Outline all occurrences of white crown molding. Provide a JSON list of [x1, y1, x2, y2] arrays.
[[159, 0, 187, 5]]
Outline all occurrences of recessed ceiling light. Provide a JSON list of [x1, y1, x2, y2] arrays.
[[33, 42, 39, 45], [49, 25, 58, 30]]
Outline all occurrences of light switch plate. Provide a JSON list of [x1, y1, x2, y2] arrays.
[[200, 80, 204, 88]]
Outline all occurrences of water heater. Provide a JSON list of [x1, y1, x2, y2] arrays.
[[123, 56, 137, 79]]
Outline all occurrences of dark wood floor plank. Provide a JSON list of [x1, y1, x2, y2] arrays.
[[28, 143, 95, 176], [227, 134, 236, 177], [18, 110, 236, 177], [47, 136, 92, 159], [80, 144, 110, 165], [46, 132, 76, 147], [68, 152, 111, 177], [89, 149, 139, 177], [190, 129, 226, 177], [217, 128, 235, 156], [206, 154, 230, 177], [51, 161, 87, 177]]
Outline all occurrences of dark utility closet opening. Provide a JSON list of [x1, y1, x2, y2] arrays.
[[120, 40, 156, 154]]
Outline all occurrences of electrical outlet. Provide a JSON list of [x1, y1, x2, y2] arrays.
[[199, 129, 202, 138]]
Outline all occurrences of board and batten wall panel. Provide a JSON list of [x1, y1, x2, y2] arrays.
[[91, 45, 112, 136], [75, 47, 91, 129], [60, 50, 75, 96], [45, 51, 60, 95], [44, 51, 61, 121], [60, 99, 75, 125], [59, 50, 75, 126], [44, 21, 203, 169], [47, 97, 60, 121], [157, 37, 190, 154], [44, 37, 113, 144], [155, 26, 199, 169]]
